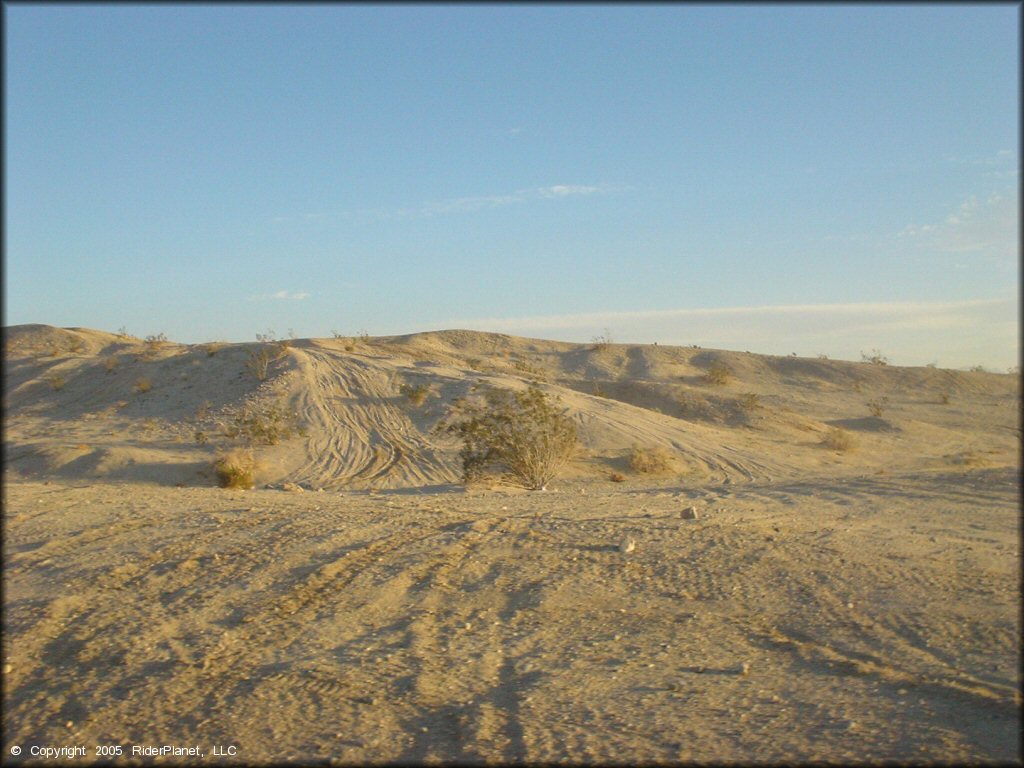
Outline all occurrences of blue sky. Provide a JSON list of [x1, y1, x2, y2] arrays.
[[5, 4, 1019, 369]]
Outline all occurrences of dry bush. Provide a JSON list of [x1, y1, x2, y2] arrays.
[[823, 427, 856, 452], [222, 399, 302, 446], [440, 385, 577, 490], [140, 333, 169, 360], [737, 392, 761, 411], [609, 471, 626, 483], [861, 349, 889, 366], [246, 343, 288, 381], [866, 397, 889, 418], [628, 444, 675, 474], [203, 342, 225, 357], [47, 374, 66, 391], [938, 392, 951, 405], [134, 377, 152, 393], [103, 356, 119, 373], [704, 361, 732, 385], [213, 448, 256, 489], [591, 329, 614, 352], [400, 382, 432, 406], [512, 359, 548, 381]]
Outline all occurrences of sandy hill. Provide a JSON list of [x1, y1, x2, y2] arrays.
[[3, 324, 1019, 490], [4, 324, 1020, 763]]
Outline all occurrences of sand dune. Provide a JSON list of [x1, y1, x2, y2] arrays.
[[3, 325, 1020, 763]]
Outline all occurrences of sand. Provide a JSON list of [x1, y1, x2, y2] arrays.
[[3, 325, 1020, 764]]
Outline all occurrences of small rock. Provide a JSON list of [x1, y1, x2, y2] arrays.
[[680, 506, 699, 520], [3, 663, 11, 674], [740, 662, 751, 676], [619, 537, 636, 554], [282, 482, 304, 493]]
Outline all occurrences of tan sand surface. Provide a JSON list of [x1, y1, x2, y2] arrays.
[[3, 325, 1020, 764]]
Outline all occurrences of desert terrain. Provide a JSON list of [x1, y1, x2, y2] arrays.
[[3, 324, 1020, 764]]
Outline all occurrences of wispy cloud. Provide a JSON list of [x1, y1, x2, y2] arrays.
[[249, 290, 310, 301], [271, 184, 619, 224], [897, 190, 1019, 259], [442, 298, 1018, 370]]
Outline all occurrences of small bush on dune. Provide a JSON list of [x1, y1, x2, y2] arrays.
[[823, 427, 856, 452], [400, 382, 432, 407], [222, 399, 302, 446], [628, 444, 675, 474], [866, 397, 889, 418], [213, 448, 256, 489], [441, 385, 577, 490], [704, 361, 732, 386], [134, 377, 152, 393]]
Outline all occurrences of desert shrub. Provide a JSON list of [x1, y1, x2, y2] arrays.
[[134, 377, 152, 393], [737, 392, 761, 411], [591, 329, 614, 352], [69, 338, 86, 354], [246, 343, 287, 381], [704, 361, 732, 385], [213, 448, 256, 489], [823, 427, 856, 452], [400, 382, 432, 406], [222, 399, 302, 446], [47, 374, 66, 391], [628, 444, 675, 474], [103, 356, 119, 373], [512, 359, 547, 381], [866, 397, 889, 418], [440, 385, 578, 490], [203, 342, 225, 357], [938, 392, 951, 405], [609, 471, 626, 483], [861, 349, 888, 366]]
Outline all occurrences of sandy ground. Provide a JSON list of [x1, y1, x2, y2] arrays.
[[3, 325, 1021, 764]]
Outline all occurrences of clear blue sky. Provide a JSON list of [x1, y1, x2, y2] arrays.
[[5, 4, 1019, 369]]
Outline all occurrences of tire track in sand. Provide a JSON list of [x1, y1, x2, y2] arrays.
[[286, 348, 457, 489]]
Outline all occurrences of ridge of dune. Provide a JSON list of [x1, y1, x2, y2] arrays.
[[3, 324, 1019, 490]]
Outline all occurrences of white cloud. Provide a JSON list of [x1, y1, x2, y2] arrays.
[[275, 184, 620, 224], [442, 298, 1019, 370], [538, 184, 605, 198], [250, 290, 310, 301], [897, 189, 1019, 258]]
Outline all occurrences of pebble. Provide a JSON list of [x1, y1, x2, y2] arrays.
[[620, 537, 636, 554], [3, 664, 11, 674], [740, 662, 751, 676], [680, 506, 699, 520]]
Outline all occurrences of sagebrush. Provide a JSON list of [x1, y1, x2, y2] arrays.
[[441, 385, 577, 490]]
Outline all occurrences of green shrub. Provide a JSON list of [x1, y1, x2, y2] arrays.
[[441, 385, 577, 490]]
